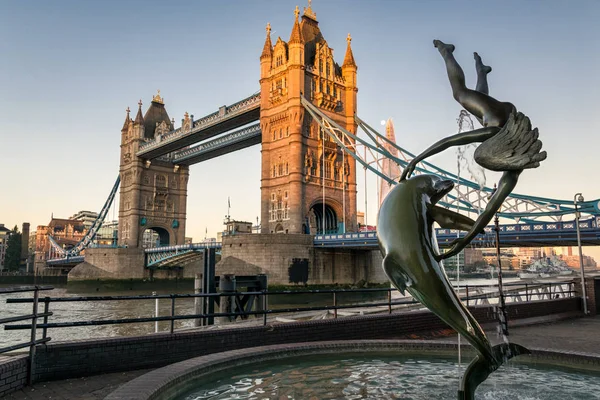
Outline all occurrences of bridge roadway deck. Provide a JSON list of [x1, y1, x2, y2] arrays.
[[3, 315, 599, 399]]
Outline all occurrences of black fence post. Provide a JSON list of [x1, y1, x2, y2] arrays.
[[262, 290, 267, 326], [170, 295, 175, 334], [28, 287, 40, 385], [42, 297, 50, 340]]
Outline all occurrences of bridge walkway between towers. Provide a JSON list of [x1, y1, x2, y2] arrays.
[[136, 94, 260, 160]]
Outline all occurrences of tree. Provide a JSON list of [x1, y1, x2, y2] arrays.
[[4, 225, 22, 271]]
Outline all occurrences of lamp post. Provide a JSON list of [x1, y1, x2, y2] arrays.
[[489, 184, 509, 337], [494, 211, 509, 337], [574, 193, 588, 315]]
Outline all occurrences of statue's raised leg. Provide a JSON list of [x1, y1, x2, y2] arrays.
[[474, 52, 492, 95], [433, 40, 513, 127]]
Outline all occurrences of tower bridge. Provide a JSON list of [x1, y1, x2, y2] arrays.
[[45, 3, 600, 284]]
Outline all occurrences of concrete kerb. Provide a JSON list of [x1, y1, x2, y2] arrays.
[[103, 339, 600, 400]]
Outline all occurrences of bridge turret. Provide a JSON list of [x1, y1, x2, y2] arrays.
[[121, 107, 131, 133], [260, 23, 273, 76], [259, 2, 358, 235], [342, 33, 358, 115], [131, 100, 145, 140], [260, 23, 273, 111], [118, 94, 189, 249], [288, 6, 304, 66]]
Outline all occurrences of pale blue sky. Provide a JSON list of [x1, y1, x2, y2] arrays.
[[1, 1, 599, 256]]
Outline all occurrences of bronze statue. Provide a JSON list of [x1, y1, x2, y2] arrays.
[[377, 174, 530, 400], [378, 40, 545, 399], [400, 40, 547, 260]]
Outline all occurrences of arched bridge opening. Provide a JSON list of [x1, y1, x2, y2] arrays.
[[310, 203, 338, 235], [142, 227, 170, 248]]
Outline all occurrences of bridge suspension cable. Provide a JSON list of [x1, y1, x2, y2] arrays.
[[300, 95, 599, 222], [48, 176, 121, 258]]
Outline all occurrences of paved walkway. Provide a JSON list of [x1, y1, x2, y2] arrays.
[[3, 316, 599, 399], [485, 315, 600, 355], [3, 370, 151, 400]]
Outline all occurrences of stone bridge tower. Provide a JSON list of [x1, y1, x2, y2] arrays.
[[118, 92, 189, 248], [259, 4, 358, 235]]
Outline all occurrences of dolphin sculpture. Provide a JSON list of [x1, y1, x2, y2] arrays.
[[377, 174, 530, 400]]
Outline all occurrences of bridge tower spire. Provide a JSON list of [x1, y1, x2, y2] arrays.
[[118, 93, 189, 248], [259, 3, 358, 234]]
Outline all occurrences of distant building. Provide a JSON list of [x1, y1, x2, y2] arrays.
[[379, 119, 401, 205], [70, 210, 118, 245], [21, 223, 30, 262], [0, 224, 12, 270], [561, 254, 597, 270], [356, 211, 364, 226], [223, 220, 253, 236], [514, 248, 542, 268], [482, 250, 520, 270], [141, 230, 160, 248], [28, 231, 36, 254], [35, 218, 86, 269]]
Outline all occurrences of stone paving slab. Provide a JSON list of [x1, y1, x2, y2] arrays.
[[439, 315, 600, 355], [3, 369, 151, 400], [2, 316, 599, 399]]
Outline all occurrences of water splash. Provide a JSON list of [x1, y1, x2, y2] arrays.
[[456, 110, 487, 194]]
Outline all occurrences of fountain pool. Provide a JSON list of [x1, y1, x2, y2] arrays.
[[180, 354, 600, 400], [104, 341, 600, 400]]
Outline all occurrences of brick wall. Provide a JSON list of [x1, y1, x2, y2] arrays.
[[573, 276, 597, 316], [585, 277, 597, 316], [32, 297, 580, 383], [0, 355, 28, 397]]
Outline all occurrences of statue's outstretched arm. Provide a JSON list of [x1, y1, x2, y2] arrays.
[[437, 170, 521, 260], [400, 126, 500, 181]]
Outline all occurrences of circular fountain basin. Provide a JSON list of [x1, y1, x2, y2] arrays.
[[104, 340, 600, 400]]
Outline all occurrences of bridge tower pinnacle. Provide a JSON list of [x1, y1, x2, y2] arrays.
[[118, 93, 189, 248], [259, 4, 358, 234]]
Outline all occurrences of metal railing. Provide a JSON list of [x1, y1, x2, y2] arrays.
[[3, 281, 576, 339], [0, 286, 54, 385]]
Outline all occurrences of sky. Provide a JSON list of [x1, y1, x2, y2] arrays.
[[1, 1, 599, 257]]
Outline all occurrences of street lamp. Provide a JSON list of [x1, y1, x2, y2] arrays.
[[489, 184, 509, 337], [574, 193, 588, 315]]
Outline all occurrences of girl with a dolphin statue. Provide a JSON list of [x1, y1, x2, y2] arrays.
[[378, 40, 547, 399]]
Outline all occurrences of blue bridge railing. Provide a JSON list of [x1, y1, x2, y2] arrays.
[[315, 217, 600, 248]]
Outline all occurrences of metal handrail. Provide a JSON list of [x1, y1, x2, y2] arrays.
[[3, 281, 575, 333], [0, 285, 54, 385]]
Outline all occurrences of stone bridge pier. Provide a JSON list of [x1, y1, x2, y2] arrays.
[[217, 234, 387, 286]]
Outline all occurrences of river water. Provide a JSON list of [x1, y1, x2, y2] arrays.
[[0, 282, 390, 351], [0, 277, 547, 351]]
